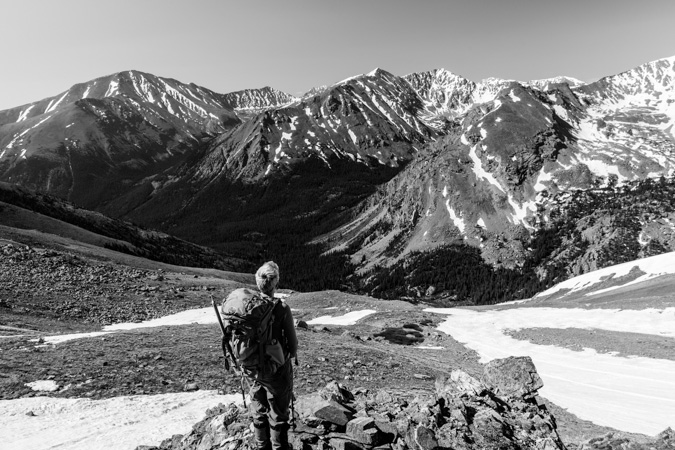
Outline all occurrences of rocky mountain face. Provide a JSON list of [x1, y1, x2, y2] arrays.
[[1, 56, 675, 300], [222, 86, 298, 122], [316, 56, 675, 298], [0, 70, 243, 211]]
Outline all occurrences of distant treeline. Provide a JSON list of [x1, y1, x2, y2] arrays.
[[264, 175, 675, 304]]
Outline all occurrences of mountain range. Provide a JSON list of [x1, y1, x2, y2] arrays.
[[1, 56, 674, 301]]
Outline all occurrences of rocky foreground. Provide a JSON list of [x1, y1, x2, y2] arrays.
[[134, 357, 674, 450]]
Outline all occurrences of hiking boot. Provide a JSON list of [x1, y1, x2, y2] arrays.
[[270, 424, 290, 450], [253, 423, 271, 450]]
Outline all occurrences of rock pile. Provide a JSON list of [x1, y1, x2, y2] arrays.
[[135, 356, 567, 450], [0, 243, 203, 325]]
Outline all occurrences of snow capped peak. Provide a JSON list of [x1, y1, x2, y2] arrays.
[[478, 76, 516, 85], [525, 76, 585, 89]]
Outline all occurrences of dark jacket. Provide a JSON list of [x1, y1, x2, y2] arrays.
[[266, 294, 298, 360]]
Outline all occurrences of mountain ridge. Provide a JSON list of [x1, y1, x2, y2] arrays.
[[2, 55, 675, 300]]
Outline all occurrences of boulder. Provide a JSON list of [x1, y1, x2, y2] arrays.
[[295, 394, 353, 427], [435, 370, 484, 398], [346, 417, 385, 446], [481, 356, 543, 399], [320, 380, 354, 404]]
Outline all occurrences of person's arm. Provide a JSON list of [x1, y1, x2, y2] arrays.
[[282, 304, 298, 359]]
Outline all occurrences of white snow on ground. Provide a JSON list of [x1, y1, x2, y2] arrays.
[[445, 201, 466, 233], [468, 144, 505, 192], [537, 251, 675, 298], [17, 105, 35, 122], [38, 307, 217, 345], [37, 294, 293, 345], [25, 380, 59, 392], [306, 310, 376, 326], [509, 90, 521, 102], [348, 129, 358, 145], [0, 391, 241, 450], [576, 154, 626, 183], [507, 196, 536, 228], [425, 306, 675, 435]]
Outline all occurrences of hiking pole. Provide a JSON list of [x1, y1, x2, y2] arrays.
[[211, 296, 230, 371], [290, 355, 298, 430], [212, 296, 247, 407]]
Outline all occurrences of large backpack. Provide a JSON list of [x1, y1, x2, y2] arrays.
[[220, 288, 286, 378]]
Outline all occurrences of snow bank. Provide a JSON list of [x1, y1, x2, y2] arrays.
[[0, 391, 241, 450], [40, 294, 293, 345], [425, 306, 675, 435], [536, 251, 675, 298], [306, 309, 376, 325]]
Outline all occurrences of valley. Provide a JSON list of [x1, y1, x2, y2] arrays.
[[1, 54, 675, 450]]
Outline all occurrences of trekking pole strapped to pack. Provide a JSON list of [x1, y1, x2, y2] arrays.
[[212, 296, 247, 407]]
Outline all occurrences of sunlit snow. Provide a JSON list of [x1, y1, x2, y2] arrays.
[[17, 105, 35, 122], [25, 380, 59, 392], [538, 251, 675, 298], [468, 145, 505, 192], [0, 392, 241, 450], [445, 201, 466, 233], [306, 310, 376, 326], [425, 306, 675, 435]]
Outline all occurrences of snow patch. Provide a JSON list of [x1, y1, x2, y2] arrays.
[[537, 251, 675, 298], [17, 105, 35, 122], [509, 90, 521, 102], [468, 145, 505, 192], [104, 80, 119, 97], [0, 391, 241, 450], [25, 380, 59, 392], [307, 310, 376, 326], [425, 306, 675, 435], [445, 201, 465, 233]]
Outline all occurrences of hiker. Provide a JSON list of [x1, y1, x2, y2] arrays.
[[219, 261, 298, 450]]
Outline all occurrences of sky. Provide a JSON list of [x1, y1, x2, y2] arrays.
[[1, 0, 674, 111]]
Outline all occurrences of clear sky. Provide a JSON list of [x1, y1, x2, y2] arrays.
[[1, 0, 674, 110]]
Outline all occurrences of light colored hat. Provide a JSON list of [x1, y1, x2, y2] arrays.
[[256, 261, 279, 295]]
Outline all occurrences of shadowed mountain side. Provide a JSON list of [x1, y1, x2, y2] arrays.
[[0, 182, 247, 271]]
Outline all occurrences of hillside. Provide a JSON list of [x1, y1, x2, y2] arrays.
[[1, 233, 674, 449], [1, 56, 674, 302], [0, 181, 248, 272]]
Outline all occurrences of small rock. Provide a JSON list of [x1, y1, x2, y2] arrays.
[[184, 382, 199, 392]]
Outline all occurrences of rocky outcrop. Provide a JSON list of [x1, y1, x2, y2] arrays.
[[135, 356, 567, 450]]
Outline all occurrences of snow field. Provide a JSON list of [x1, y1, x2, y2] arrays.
[[425, 306, 675, 435], [537, 251, 675, 298], [0, 391, 241, 450], [306, 309, 377, 326]]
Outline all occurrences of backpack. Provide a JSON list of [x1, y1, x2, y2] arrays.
[[220, 288, 287, 378]]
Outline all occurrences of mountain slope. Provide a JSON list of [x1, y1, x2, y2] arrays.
[[314, 56, 675, 299], [0, 71, 244, 211], [1, 57, 675, 298], [0, 181, 247, 271]]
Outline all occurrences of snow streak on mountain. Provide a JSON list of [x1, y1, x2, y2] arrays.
[[1, 56, 674, 298]]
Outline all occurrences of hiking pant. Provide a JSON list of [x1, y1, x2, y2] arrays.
[[249, 361, 293, 450]]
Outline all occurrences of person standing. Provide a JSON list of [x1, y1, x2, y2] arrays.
[[246, 261, 298, 450]]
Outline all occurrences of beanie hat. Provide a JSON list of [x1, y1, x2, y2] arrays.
[[256, 261, 279, 295]]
